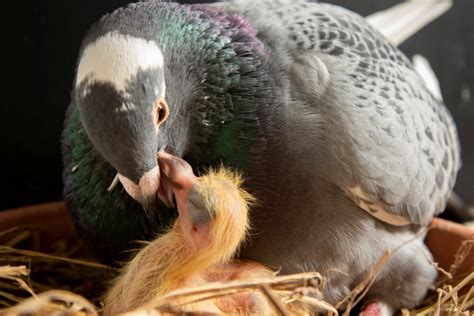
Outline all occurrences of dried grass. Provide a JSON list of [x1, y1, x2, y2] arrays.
[[0, 227, 112, 314], [1, 227, 472, 315], [404, 239, 474, 316]]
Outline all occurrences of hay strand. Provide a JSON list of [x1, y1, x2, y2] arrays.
[[150, 272, 322, 306], [261, 284, 291, 316], [0, 265, 36, 299], [0, 246, 111, 269]]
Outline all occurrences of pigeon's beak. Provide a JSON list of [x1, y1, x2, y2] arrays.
[[117, 166, 167, 213], [117, 152, 198, 214]]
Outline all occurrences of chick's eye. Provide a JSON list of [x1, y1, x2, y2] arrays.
[[155, 98, 169, 125]]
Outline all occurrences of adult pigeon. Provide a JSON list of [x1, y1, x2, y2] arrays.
[[62, 0, 461, 313]]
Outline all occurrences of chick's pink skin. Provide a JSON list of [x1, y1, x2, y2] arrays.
[[158, 152, 211, 252], [359, 301, 393, 316]]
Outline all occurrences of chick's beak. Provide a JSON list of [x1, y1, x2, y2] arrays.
[[158, 152, 202, 247], [158, 152, 199, 212], [158, 152, 196, 188]]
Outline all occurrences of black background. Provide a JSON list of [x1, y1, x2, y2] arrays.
[[11, 0, 473, 211]]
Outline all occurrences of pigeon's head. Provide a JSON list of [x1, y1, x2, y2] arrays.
[[73, 2, 266, 214], [75, 31, 176, 211]]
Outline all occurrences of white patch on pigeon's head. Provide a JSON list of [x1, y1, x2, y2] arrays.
[[76, 32, 165, 95]]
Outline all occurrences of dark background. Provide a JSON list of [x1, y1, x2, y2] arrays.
[[12, 0, 473, 211]]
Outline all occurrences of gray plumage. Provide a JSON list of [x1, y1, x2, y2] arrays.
[[217, 0, 460, 226], [214, 0, 460, 310]]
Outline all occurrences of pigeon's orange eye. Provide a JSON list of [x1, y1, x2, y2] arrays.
[[155, 98, 169, 126]]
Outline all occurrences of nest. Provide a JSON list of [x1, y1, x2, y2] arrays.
[[0, 226, 473, 315]]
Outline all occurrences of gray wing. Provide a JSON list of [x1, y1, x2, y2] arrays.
[[218, 0, 461, 226]]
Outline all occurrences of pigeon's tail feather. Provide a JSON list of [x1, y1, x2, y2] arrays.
[[366, 0, 452, 46], [412, 54, 443, 101]]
